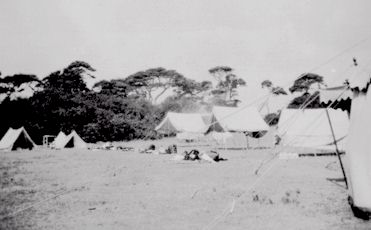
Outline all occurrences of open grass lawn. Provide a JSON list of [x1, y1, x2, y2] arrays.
[[1, 140, 370, 229]]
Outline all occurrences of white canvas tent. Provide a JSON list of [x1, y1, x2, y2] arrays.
[[0, 127, 36, 151], [206, 106, 270, 149], [155, 112, 209, 134], [277, 108, 349, 151], [208, 106, 270, 133], [330, 66, 371, 218], [54, 130, 87, 149]]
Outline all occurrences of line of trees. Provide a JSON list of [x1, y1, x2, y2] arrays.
[[0, 61, 247, 144]]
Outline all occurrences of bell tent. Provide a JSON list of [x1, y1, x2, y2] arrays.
[[54, 130, 87, 149], [0, 127, 36, 151]]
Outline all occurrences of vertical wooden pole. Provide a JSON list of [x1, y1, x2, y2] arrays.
[[325, 108, 348, 189]]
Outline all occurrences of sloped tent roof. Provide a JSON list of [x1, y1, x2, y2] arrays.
[[0, 127, 36, 151], [277, 108, 349, 150], [209, 106, 269, 133], [53, 131, 67, 149], [55, 130, 87, 149], [237, 86, 295, 116], [319, 85, 352, 112], [155, 112, 209, 134]]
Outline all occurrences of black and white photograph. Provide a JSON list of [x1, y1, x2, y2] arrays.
[[1, 0, 371, 229]]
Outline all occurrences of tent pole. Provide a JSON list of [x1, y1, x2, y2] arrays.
[[325, 108, 348, 189]]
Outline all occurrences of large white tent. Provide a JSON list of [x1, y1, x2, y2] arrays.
[[277, 108, 349, 150], [208, 106, 270, 133], [0, 127, 36, 151], [327, 65, 371, 219], [155, 112, 209, 134], [206, 106, 271, 149]]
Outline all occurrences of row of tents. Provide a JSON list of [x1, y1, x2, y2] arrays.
[[155, 105, 350, 151], [0, 128, 87, 151]]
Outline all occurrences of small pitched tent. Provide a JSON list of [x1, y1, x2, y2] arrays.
[[277, 108, 349, 151], [54, 130, 87, 149], [0, 127, 36, 151], [53, 131, 67, 149], [155, 112, 209, 134]]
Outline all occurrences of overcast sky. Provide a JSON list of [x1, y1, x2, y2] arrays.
[[1, 0, 371, 89]]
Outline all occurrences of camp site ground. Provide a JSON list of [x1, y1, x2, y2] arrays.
[[1, 138, 370, 230]]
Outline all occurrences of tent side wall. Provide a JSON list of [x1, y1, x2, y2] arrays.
[[277, 109, 349, 151], [206, 131, 248, 149], [345, 90, 371, 214]]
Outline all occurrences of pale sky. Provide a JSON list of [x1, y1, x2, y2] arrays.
[[1, 0, 371, 90]]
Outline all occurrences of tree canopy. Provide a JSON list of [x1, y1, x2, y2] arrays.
[[289, 73, 324, 93], [0, 74, 40, 99], [0, 62, 217, 143], [208, 66, 246, 103]]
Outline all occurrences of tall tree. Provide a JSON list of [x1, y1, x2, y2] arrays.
[[288, 73, 325, 108], [208, 66, 233, 82], [261, 80, 287, 95], [124, 67, 185, 103], [208, 66, 246, 102], [173, 78, 212, 99], [42, 60, 95, 93], [289, 73, 324, 94]]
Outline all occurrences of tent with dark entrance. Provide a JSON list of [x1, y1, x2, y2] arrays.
[[0, 127, 36, 151], [54, 130, 87, 149]]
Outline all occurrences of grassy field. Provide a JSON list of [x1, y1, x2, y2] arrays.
[[1, 139, 370, 230]]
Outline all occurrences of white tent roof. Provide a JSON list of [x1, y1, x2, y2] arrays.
[[319, 86, 353, 105], [0, 127, 36, 151], [155, 112, 209, 134], [347, 65, 371, 91], [56, 130, 87, 149], [277, 108, 349, 149], [210, 106, 269, 132]]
